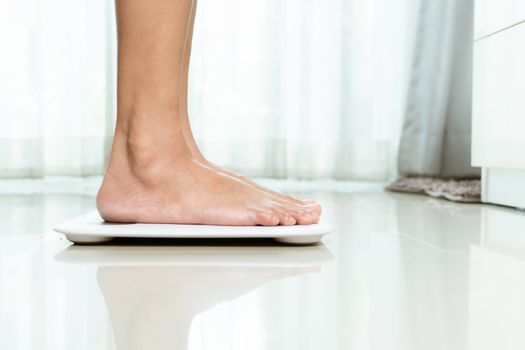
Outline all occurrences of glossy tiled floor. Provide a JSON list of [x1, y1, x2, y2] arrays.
[[2, 190, 525, 350]]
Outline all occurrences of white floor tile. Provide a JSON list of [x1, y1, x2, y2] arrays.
[[1, 191, 525, 349]]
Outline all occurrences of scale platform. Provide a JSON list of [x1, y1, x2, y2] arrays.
[[54, 210, 333, 245]]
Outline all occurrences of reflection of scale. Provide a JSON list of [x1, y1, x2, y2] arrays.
[[55, 244, 333, 349], [55, 243, 334, 267], [54, 210, 333, 245]]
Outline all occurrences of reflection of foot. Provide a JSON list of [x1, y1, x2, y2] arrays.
[[97, 122, 321, 226], [97, 265, 319, 350]]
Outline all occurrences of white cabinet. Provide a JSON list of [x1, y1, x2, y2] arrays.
[[474, 0, 525, 39], [472, 1, 525, 208], [472, 23, 525, 168]]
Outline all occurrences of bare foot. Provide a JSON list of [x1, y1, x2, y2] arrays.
[[106, 0, 321, 226], [97, 127, 320, 226], [181, 120, 322, 215]]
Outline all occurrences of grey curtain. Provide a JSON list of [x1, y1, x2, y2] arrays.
[[398, 0, 480, 178]]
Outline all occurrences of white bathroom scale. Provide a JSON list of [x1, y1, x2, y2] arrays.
[[54, 210, 333, 245]]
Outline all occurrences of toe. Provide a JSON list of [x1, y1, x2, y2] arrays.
[[274, 208, 297, 226], [280, 213, 297, 226], [299, 212, 316, 225], [305, 202, 322, 216], [286, 207, 316, 225], [310, 209, 320, 224], [286, 200, 321, 217], [254, 210, 280, 226]]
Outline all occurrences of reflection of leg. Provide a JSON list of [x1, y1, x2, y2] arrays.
[[98, 267, 193, 350], [97, 266, 318, 349]]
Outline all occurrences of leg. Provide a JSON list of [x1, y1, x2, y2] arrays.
[[97, 0, 319, 225], [178, 2, 320, 210]]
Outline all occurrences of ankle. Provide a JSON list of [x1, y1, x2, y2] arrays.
[[108, 121, 191, 182]]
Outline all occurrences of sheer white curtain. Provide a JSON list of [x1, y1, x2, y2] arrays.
[[398, 0, 480, 178], [0, 0, 115, 178], [0, 0, 416, 181]]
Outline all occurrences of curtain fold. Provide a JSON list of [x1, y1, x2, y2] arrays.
[[0, 0, 115, 178], [1, 0, 416, 181], [398, 0, 480, 178]]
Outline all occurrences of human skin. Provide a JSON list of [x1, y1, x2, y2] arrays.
[[96, 0, 321, 226]]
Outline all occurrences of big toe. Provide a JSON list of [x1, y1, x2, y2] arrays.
[[305, 202, 322, 216]]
